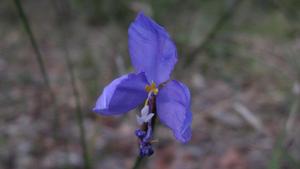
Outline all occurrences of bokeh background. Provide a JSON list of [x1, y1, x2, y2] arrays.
[[1, 0, 300, 169]]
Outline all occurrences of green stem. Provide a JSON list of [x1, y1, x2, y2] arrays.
[[131, 156, 144, 169], [65, 44, 91, 169], [13, 0, 49, 87], [51, 1, 91, 168], [13, 0, 59, 135]]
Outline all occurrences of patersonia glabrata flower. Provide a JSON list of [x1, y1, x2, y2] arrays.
[[93, 12, 192, 157]]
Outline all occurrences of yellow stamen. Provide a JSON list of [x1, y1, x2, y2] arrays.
[[145, 82, 159, 95]]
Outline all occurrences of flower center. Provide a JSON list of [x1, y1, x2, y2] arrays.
[[145, 82, 159, 95]]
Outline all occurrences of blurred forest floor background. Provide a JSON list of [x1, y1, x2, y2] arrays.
[[1, 0, 300, 169]]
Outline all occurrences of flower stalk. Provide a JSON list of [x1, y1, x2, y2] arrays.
[[132, 96, 157, 169]]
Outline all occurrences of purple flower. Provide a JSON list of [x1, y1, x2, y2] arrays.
[[93, 12, 192, 156]]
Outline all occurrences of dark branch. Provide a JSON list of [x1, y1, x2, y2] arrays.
[[184, 0, 245, 67]]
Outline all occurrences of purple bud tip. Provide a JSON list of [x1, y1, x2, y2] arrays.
[[135, 129, 146, 139], [139, 143, 154, 157]]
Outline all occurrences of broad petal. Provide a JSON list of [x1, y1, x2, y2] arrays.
[[156, 80, 192, 143], [93, 72, 148, 115], [128, 12, 177, 84]]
